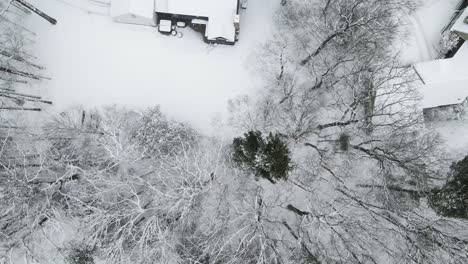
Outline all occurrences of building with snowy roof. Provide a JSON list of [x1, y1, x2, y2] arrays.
[[155, 0, 241, 44], [414, 42, 468, 83], [111, 0, 156, 26], [414, 42, 468, 122], [420, 80, 468, 121]]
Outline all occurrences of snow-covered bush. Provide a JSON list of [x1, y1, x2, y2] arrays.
[[232, 131, 291, 183], [66, 246, 95, 264], [439, 31, 461, 56], [131, 106, 198, 156]]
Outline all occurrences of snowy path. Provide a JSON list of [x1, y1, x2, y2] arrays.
[[409, 15, 432, 61], [400, 0, 460, 64], [26, 0, 279, 134]]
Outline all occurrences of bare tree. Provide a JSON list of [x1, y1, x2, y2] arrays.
[[227, 0, 468, 262], [0, 0, 51, 121]]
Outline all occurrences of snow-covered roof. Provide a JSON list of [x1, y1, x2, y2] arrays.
[[159, 19, 172, 32], [416, 41, 468, 109], [420, 80, 468, 108], [452, 7, 468, 36], [414, 42, 468, 84], [155, 0, 238, 42]]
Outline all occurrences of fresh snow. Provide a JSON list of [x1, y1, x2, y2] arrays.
[[414, 42, 468, 109], [427, 120, 468, 160], [25, 0, 279, 134], [414, 43, 468, 84], [111, 0, 156, 26], [420, 80, 467, 108], [401, 0, 461, 64], [452, 5, 468, 37]]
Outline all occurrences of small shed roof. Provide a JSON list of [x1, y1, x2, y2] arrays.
[[452, 7, 468, 36], [420, 80, 468, 108]]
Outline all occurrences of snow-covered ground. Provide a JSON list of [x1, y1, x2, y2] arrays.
[[427, 120, 468, 160], [25, 0, 279, 134], [23, 0, 468, 157]]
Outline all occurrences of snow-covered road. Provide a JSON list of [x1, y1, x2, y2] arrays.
[[26, 0, 279, 134]]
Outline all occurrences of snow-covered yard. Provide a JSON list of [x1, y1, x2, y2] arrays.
[[26, 0, 279, 134]]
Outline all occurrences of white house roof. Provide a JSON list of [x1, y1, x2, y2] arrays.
[[420, 80, 468, 108], [155, 0, 238, 42], [452, 7, 468, 36], [414, 42, 468, 84]]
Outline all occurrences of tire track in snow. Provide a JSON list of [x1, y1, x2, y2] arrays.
[[409, 14, 432, 61], [52, 0, 110, 16]]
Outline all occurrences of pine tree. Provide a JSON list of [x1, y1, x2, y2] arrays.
[[232, 131, 291, 183], [430, 155, 468, 219]]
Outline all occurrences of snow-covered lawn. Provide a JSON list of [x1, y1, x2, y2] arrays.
[[26, 0, 278, 134]]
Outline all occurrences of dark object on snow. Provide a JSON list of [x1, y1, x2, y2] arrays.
[[15, 0, 57, 25], [430, 155, 468, 219], [232, 130, 292, 183], [286, 204, 309, 216], [66, 247, 95, 264], [338, 133, 350, 151]]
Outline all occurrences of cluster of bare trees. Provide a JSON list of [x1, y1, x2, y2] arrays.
[[0, 105, 220, 263], [227, 0, 468, 262], [0, 0, 54, 124], [3, 0, 468, 263]]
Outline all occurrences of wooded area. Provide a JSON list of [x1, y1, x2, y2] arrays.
[[0, 0, 53, 125], [1, 0, 468, 263]]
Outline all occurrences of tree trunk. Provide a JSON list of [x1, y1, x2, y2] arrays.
[[0, 50, 44, 69], [0, 66, 48, 80], [0, 93, 52, 105], [14, 0, 57, 25], [0, 107, 41, 111], [0, 90, 41, 99]]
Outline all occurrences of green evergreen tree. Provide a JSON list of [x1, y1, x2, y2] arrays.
[[232, 131, 291, 183], [430, 155, 468, 219]]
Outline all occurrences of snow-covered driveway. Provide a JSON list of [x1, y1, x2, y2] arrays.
[[401, 0, 461, 63], [26, 0, 278, 133]]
